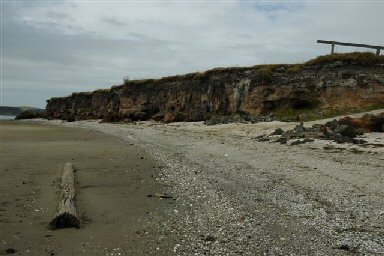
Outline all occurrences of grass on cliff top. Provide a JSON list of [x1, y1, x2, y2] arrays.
[[287, 52, 384, 74], [124, 52, 383, 86], [305, 52, 384, 66], [274, 103, 384, 122]]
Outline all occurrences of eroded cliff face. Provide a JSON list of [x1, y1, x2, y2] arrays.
[[45, 54, 384, 122]]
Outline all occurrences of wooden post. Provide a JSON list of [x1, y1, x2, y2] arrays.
[[317, 40, 383, 55], [50, 163, 80, 229]]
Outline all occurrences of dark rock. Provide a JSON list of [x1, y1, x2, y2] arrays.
[[260, 113, 274, 122], [131, 111, 148, 121], [271, 128, 284, 135], [205, 116, 233, 126], [290, 138, 315, 145], [254, 135, 270, 142], [147, 193, 173, 199], [311, 123, 323, 131], [103, 112, 121, 122], [350, 148, 364, 154], [174, 112, 188, 122], [152, 112, 165, 121], [334, 244, 358, 252], [324, 119, 339, 131], [323, 145, 340, 151], [275, 137, 288, 144], [352, 139, 366, 145], [66, 116, 75, 122], [257, 113, 384, 145], [333, 124, 349, 134], [294, 122, 305, 133], [5, 248, 16, 254], [339, 114, 384, 133], [324, 131, 350, 143], [204, 234, 217, 242], [190, 111, 206, 121], [15, 110, 44, 120], [338, 125, 360, 138]]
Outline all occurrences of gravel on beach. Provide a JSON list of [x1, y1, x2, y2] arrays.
[[40, 116, 384, 256]]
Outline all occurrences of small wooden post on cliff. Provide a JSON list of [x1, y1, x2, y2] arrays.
[[317, 40, 383, 55]]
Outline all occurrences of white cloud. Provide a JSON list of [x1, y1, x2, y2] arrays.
[[15, 1, 383, 46], [3, 1, 384, 107]]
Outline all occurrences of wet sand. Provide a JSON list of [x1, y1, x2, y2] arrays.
[[0, 121, 176, 255]]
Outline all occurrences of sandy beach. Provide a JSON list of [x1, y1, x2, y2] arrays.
[[1, 114, 384, 255], [0, 121, 177, 255], [3, 1, 383, 254]]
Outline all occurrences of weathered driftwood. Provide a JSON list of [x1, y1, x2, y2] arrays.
[[50, 163, 80, 229]]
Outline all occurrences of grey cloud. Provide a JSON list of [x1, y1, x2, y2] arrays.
[[2, 1, 383, 108], [103, 17, 127, 27], [46, 11, 70, 20]]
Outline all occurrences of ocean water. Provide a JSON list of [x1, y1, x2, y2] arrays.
[[0, 115, 16, 120]]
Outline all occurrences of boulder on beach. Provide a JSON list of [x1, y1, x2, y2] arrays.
[[15, 110, 44, 120]]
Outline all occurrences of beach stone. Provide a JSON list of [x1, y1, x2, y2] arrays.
[[333, 124, 349, 134], [132, 111, 147, 121], [5, 248, 16, 254], [254, 135, 270, 142], [290, 138, 314, 145], [294, 122, 305, 133], [15, 110, 43, 120], [271, 128, 284, 135], [204, 234, 217, 242], [275, 137, 288, 144]]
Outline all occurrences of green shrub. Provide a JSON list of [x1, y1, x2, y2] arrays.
[[305, 52, 384, 66], [287, 64, 304, 73], [259, 64, 279, 78]]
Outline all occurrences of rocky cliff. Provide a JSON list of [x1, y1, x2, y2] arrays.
[[45, 53, 384, 122]]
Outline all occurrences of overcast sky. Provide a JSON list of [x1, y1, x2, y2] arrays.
[[1, 1, 383, 108]]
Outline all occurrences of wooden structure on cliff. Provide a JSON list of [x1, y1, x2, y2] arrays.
[[317, 40, 383, 55]]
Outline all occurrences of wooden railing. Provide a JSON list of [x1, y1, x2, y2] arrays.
[[317, 40, 383, 55]]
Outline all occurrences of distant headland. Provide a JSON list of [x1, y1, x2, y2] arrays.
[[0, 106, 44, 116]]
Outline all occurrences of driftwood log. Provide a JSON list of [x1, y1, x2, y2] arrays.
[[50, 163, 80, 229]]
